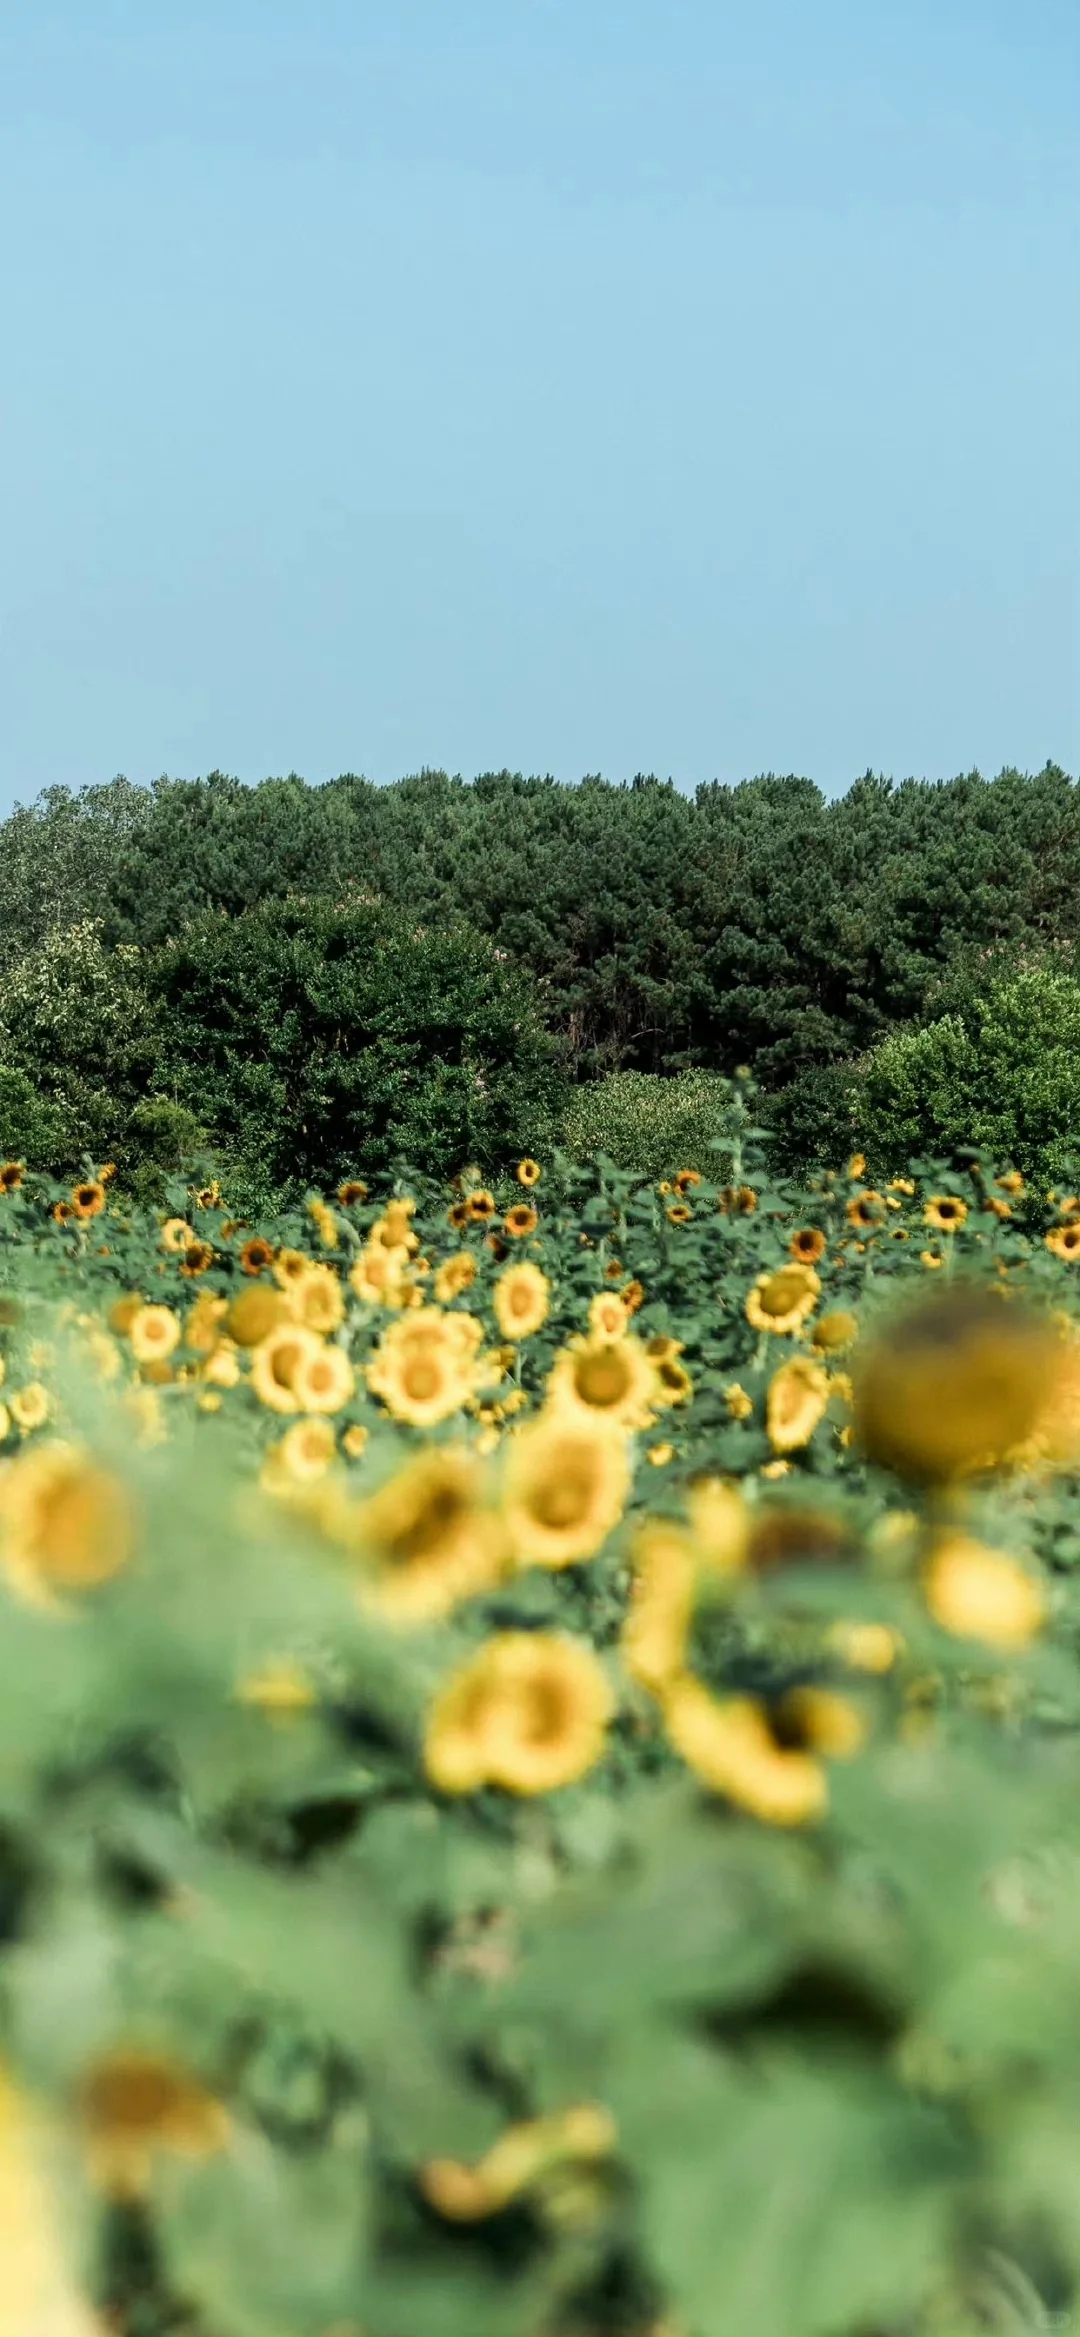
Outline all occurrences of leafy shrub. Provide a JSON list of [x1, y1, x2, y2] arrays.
[[559, 1068, 743, 1179], [0, 920, 158, 1175], [859, 957, 1080, 1186], [146, 896, 569, 1199]]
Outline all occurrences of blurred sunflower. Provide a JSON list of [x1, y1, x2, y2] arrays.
[[504, 1203, 539, 1239], [924, 1195, 968, 1234], [226, 1285, 289, 1347], [846, 1190, 886, 1229], [812, 1308, 859, 1355], [501, 1412, 630, 1568], [517, 1158, 542, 1187], [1046, 1223, 1080, 1262], [718, 1185, 758, 1215], [337, 1178, 369, 1205], [291, 1340, 354, 1416], [766, 1356, 831, 1453], [493, 1261, 551, 1342], [0, 1162, 24, 1192], [663, 1683, 829, 1825], [240, 1236, 276, 1277], [435, 1251, 478, 1302], [0, 1440, 134, 1608], [349, 1242, 414, 1308], [546, 1334, 660, 1432], [466, 1189, 496, 1223], [588, 1290, 630, 1340], [128, 1305, 181, 1366], [853, 1286, 1060, 1484], [367, 1308, 484, 1428], [923, 1531, 1045, 1651], [250, 1323, 325, 1416], [790, 1227, 827, 1263], [160, 1216, 195, 1254], [78, 2047, 229, 2199], [70, 1180, 107, 1221], [9, 1383, 51, 1434], [424, 1631, 614, 1796], [179, 1240, 214, 1277], [745, 1263, 820, 1336], [291, 1263, 346, 1335], [349, 1446, 506, 1623]]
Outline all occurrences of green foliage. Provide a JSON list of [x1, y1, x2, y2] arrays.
[[859, 956, 1080, 1186], [0, 1064, 66, 1167], [2, 1142, 1080, 2334], [146, 895, 569, 1200], [0, 920, 158, 1175], [558, 1069, 740, 1179]]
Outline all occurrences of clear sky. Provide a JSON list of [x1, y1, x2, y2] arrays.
[[1, 0, 1077, 810]]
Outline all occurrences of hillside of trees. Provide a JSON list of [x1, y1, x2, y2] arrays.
[[3, 759, 1080, 1196]]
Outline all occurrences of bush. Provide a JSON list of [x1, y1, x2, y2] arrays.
[[0, 920, 158, 1175], [147, 896, 569, 1198], [858, 956, 1080, 1187], [559, 1069, 744, 1180]]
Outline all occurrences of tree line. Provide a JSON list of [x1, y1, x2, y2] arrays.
[[1, 759, 1079, 1192]]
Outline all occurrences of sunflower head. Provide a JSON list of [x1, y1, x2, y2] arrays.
[[547, 1334, 660, 1430], [494, 1261, 551, 1343], [790, 1227, 827, 1264], [745, 1263, 821, 1336], [0, 1440, 134, 1607], [853, 1285, 1061, 1484], [663, 1683, 828, 1826], [337, 1179, 369, 1206], [504, 1203, 539, 1239], [517, 1159, 542, 1188], [501, 1411, 630, 1569], [766, 1356, 831, 1454], [923, 1530, 1046, 1650], [71, 1180, 107, 1220], [1046, 1223, 1080, 1262], [424, 1631, 614, 1796], [0, 1162, 25, 1193], [924, 1195, 969, 1234], [239, 1236, 276, 1277], [78, 2048, 229, 2198], [350, 1446, 506, 1622]]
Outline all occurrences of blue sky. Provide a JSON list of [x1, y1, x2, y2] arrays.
[[0, 0, 1077, 809]]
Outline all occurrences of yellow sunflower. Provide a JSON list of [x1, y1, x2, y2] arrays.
[[845, 1190, 886, 1229], [424, 1631, 614, 1796], [78, 2048, 230, 2200], [367, 1308, 483, 1428], [517, 1158, 542, 1187], [288, 1262, 346, 1335], [249, 1322, 325, 1416], [811, 1308, 859, 1355], [349, 1242, 414, 1308], [8, 1383, 51, 1434], [663, 1683, 828, 1825], [0, 2062, 106, 2334], [504, 1203, 539, 1239], [0, 1162, 24, 1193], [621, 1500, 745, 1693], [587, 1290, 629, 1341], [348, 1446, 506, 1623], [493, 1261, 551, 1342], [745, 1263, 821, 1337], [765, 1356, 832, 1454], [853, 1286, 1060, 1484], [924, 1195, 968, 1234], [1046, 1223, 1080, 1262], [290, 1340, 354, 1416], [70, 1179, 107, 1221], [501, 1412, 630, 1569], [789, 1227, 827, 1264], [545, 1334, 660, 1432], [0, 1441, 134, 1609], [128, 1305, 181, 1366], [160, 1216, 195, 1254], [435, 1251, 479, 1303], [923, 1531, 1046, 1651]]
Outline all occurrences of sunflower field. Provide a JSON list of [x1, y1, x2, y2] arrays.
[[8, 1079, 1080, 2335]]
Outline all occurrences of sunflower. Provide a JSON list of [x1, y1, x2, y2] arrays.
[[51, 1200, 74, 1223], [923, 1531, 1046, 1651], [666, 1202, 693, 1226], [789, 1227, 827, 1264], [128, 1305, 181, 1366], [622, 1279, 645, 1314], [447, 1200, 471, 1231], [342, 1423, 369, 1461], [921, 1246, 945, 1269], [225, 1285, 289, 1347], [1046, 1223, 1080, 1262], [8, 1383, 51, 1434], [108, 1292, 144, 1336], [811, 1308, 859, 1355], [984, 1196, 1012, 1221], [179, 1240, 215, 1277], [622, 1492, 745, 1689], [847, 1153, 867, 1180], [853, 1286, 1060, 1484], [503, 1203, 539, 1240], [289, 1339, 354, 1415], [348, 1446, 506, 1623], [372, 1198, 419, 1253], [250, 1323, 325, 1416], [653, 1355, 694, 1407], [746, 1500, 857, 1573], [78, 2048, 230, 2200], [493, 1261, 551, 1342], [308, 1197, 340, 1249], [546, 1334, 660, 1432], [424, 1631, 614, 1796], [1058, 1196, 1080, 1223], [290, 1263, 346, 1335], [517, 1158, 542, 1188], [272, 1247, 311, 1288], [845, 1190, 886, 1229], [501, 1412, 630, 1569], [766, 1356, 831, 1454], [466, 1189, 496, 1223], [367, 1309, 484, 1428], [996, 1170, 1026, 1196], [924, 1195, 968, 1234], [0, 2061, 104, 2333], [0, 1440, 133, 1608], [588, 1290, 629, 1340], [663, 1683, 827, 1825], [435, 1251, 479, 1303], [745, 1263, 821, 1337], [276, 1417, 338, 1481], [71, 1180, 107, 1220], [674, 1169, 702, 1194], [350, 1242, 414, 1308], [0, 1162, 24, 1193], [337, 1179, 369, 1206], [240, 1236, 276, 1277], [718, 1185, 758, 1215], [160, 1216, 194, 1254], [724, 1382, 754, 1420]]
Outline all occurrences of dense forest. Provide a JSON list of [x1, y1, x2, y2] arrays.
[[3, 759, 1080, 1196]]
